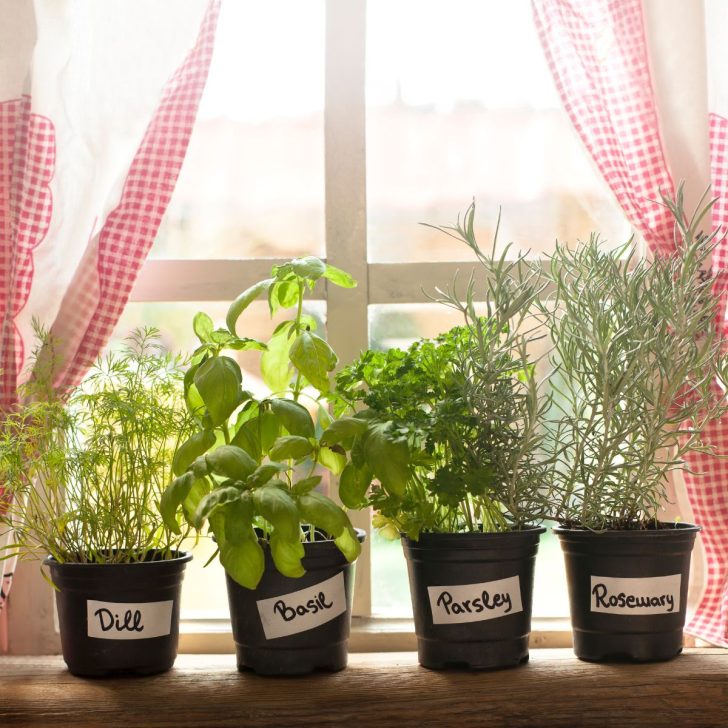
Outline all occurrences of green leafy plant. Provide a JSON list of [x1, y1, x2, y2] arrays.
[[335, 204, 551, 538], [539, 187, 728, 530], [0, 327, 193, 565], [160, 257, 364, 589]]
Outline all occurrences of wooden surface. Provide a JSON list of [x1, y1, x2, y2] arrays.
[[0, 649, 726, 727]]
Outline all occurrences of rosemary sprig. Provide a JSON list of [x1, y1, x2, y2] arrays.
[[539, 187, 728, 530]]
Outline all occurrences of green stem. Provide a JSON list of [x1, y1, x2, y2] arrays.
[[292, 280, 305, 402]]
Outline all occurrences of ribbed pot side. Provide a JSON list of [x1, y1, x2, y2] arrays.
[[402, 527, 546, 670], [47, 551, 192, 677], [555, 523, 700, 662], [226, 530, 365, 676]]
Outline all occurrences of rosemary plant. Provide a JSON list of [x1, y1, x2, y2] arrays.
[[335, 203, 552, 537], [541, 188, 728, 530], [0, 327, 194, 565]]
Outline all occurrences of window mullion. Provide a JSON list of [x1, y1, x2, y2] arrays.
[[324, 0, 370, 617]]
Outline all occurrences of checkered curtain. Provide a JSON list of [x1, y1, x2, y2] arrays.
[[0, 0, 220, 651], [533, 0, 728, 646]]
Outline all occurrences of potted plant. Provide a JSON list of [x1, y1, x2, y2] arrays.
[[160, 256, 365, 675], [0, 328, 194, 677], [334, 205, 552, 670], [540, 187, 728, 662]]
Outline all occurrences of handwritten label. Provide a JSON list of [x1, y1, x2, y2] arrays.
[[87, 600, 173, 640], [428, 575, 523, 625], [590, 575, 681, 615], [256, 573, 346, 640]]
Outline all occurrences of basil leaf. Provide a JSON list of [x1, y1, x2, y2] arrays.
[[269, 398, 315, 438], [260, 325, 294, 393], [335, 525, 362, 563], [253, 485, 300, 540], [272, 262, 294, 280], [193, 312, 214, 344], [192, 486, 242, 529], [160, 472, 196, 533], [297, 492, 361, 561], [339, 463, 371, 509], [363, 422, 410, 497], [204, 445, 258, 480], [220, 538, 265, 590], [323, 264, 356, 288], [296, 490, 348, 538], [318, 445, 346, 475], [209, 327, 265, 351], [291, 256, 326, 280], [275, 279, 301, 310], [183, 364, 206, 422], [270, 533, 305, 578], [269, 435, 314, 461], [289, 331, 337, 393], [291, 475, 322, 496], [181, 476, 212, 526], [246, 462, 290, 489], [320, 417, 368, 446], [226, 278, 274, 335], [194, 356, 243, 426], [222, 494, 254, 545], [172, 430, 216, 476]]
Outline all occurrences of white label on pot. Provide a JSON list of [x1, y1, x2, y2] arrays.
[[428, 575, 523, 625], [87, 600, 174, 640], [590, 574, 681, 615], [256, 573, 347, 640]]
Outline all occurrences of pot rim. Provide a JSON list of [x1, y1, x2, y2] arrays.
[[44, 549, 193, 568], [401, 524, 547, 545], [553, 521, 701, 538]]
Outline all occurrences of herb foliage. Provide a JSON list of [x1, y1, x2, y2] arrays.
[[161, 257, 364, 589], [0, 327, 193, 565], [540, 187, 728, 530], [336, 204, 551, 537]]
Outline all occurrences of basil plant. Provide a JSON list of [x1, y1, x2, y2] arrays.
[[160, 257, 365, 589]]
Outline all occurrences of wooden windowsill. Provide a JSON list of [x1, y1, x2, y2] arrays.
[[0, 649, 726, 727]]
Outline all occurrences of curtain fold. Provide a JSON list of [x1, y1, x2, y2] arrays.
[[531, 0, 676, 251], [0, 0, 220, 651], [533, 0, 728, 646]]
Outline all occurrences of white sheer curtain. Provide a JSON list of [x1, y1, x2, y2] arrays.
[[0, 0, 220, 651]]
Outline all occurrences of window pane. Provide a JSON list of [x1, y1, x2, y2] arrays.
[[366, 0, 630, 262], [111, 300, 326, 619], [368, 303, 569, 618], [150, 0, 325, 260]]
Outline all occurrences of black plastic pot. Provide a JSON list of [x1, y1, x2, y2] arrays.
[[555, 523, 700, 662], [402, 527, 546, 670], [46, 551, 192, 677], [226, 529, 365, 676]]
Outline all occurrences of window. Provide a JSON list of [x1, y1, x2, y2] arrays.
[[118, 0, 631, 640]]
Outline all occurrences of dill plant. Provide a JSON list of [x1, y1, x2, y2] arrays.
[[0, 327, 194, 564], [540, 188, 728, 530]]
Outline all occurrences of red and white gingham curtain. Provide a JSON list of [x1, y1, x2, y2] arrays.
[[0, 0, 220, 651], [533, 0, 728, 646]]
